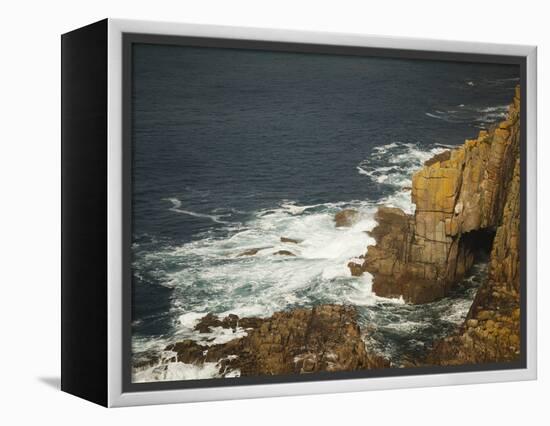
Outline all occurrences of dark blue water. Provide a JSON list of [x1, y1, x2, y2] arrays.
[[130, 43, 519, 372]]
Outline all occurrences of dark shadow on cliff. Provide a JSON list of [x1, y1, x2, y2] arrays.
[[463, 227, 496, 263]]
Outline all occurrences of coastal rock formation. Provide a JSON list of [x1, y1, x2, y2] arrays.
[[280, 237, 302, 244], [487, 155, 521, 295], [349, 87, 521, 304], [273, 250, 296, 256], [192, 312, 263, 333], [237, 247, 271, 256], [426, 151, 521, 364], [426, 290, 520, 365], [334, 209, 360, 227], [164, 305, 389, 377]]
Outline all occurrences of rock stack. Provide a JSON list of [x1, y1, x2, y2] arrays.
[[349, 86, 521, 305]]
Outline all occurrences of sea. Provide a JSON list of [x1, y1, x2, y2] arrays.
[[130, 43, 519, 382]]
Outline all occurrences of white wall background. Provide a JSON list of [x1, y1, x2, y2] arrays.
[[0, 0, 546, 423]]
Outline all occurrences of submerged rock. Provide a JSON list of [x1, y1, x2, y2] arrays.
[[351, 87, 521, 304], [237, 247, 271, 256], [347, 261, 364, 277], [194, 313, 241, 333], [166, 305, 389, 377], [334, 209, 360, 227], [280, 237, 302, 244], [273, 250, 296, 256]]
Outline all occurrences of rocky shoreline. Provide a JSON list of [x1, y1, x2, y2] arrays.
[[134, 87, 521, 379], [136, 304, 390, 378]]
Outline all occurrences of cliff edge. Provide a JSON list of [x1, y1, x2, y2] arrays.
[[349, 86, 521, 305]]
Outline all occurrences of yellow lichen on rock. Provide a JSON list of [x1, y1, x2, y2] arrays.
[[351, 86, 521, 305]]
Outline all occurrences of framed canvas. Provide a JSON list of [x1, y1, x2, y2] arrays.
[[61, 18, 537, 407]]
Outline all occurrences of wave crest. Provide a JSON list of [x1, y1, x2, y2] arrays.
[[165, 197, 231, 224]]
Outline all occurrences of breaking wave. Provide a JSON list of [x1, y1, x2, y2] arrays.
[[356, 142, 452, 213], [425, 104, 509, 127]]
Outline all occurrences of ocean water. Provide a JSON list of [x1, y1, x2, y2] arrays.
[[131, 44, 519, 381]]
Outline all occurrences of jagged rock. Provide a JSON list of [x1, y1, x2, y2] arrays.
[[425, 88, 521, 365], [238, 317, 264, 329], [237, 247, 271, 256], [334, 209, 360, 227], [166, 305, 389, 376], [194, 313, 222, 333], [193, 313, 262, 334], [354, 207, 444, 303], [280, 237, 302, 244], [351, 87, 521, 304], [273, 250, 296, 256], [347, 261, 363, 277], [194, 313, 242, 333], [166, 340, 207, 364]]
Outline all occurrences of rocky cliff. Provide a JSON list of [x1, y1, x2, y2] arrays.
[[349, 86, 521, 305], [141, 305, 389, 378], [426, 151, 521, 364]]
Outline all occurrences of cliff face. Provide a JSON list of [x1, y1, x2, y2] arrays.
[[349, 86, 521, 304], [426, 154, 521, 364]]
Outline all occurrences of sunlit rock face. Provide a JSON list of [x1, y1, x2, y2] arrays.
[[426, 151, 521, 365], [349, 86, 520, 304]]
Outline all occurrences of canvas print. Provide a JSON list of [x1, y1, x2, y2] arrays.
[[130, 43, 521, 383]]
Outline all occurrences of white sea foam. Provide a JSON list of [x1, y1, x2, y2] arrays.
[[372, 142, 399, 153], [425, 103, 509, 126], [440, 299, 474, 324], [133, 362, 222, 383], [135, 198, 380, 337], [383, 320, 424, 332], [280, 201, 324, 215], [425, 112, 445, 120], [165, 197, 231, 224], [178, 312, 205, 329], [474, 105, 509, 124], [356, 141, 449, 214], [132, 335, 171, 356], [206, 326, 249, 344]]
